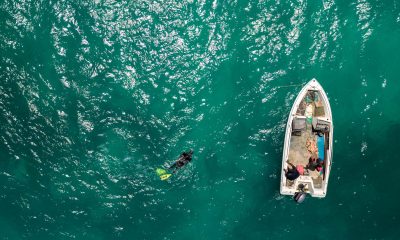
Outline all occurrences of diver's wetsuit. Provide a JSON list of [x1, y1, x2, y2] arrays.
[[286, 168, 300, 180], [169, 151, 193, 171], [285, 163, 300, 181]]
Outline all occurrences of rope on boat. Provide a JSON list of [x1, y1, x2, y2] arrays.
[[274, 83, 304, 89]]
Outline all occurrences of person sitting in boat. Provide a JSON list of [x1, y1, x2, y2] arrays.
[[285, 162, 300, 181], [306, 156, 319, 171], [169, 150, 193, 173]]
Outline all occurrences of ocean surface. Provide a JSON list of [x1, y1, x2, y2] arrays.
[[1, 0, 400, 239]]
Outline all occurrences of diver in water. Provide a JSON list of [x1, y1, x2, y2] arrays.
[[169, 150, 193, 173]]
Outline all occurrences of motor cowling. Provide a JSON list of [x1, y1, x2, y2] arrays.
[[293, 192, 307, 203], [293, 183, 307, 203]]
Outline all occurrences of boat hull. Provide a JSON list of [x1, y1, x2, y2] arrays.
[[280, 79, 333, 198]]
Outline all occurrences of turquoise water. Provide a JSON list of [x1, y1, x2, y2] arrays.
[[1, 0, 400, 239]]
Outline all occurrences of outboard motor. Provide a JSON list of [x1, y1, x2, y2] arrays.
[[293, 184, 307, 203], [294, 192, 306, 203]]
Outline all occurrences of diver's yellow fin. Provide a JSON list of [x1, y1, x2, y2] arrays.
[[160, 174, 172, 181]]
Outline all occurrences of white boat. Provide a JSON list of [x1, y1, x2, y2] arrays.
[[280, 79, 333, 200]]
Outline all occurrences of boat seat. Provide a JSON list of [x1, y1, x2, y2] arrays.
[[312, 117, 330, 132], [292, 116, 306, 136]]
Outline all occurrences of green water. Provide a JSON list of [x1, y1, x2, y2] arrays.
[[1, 0, 400, 239]]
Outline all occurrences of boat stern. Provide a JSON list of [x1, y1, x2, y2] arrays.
[[280, 176, 327, 198]]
